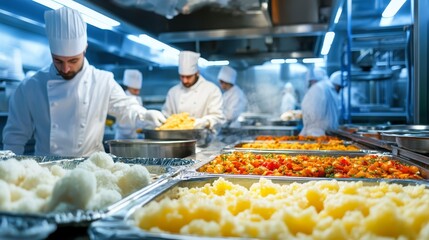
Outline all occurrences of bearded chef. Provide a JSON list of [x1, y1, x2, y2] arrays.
[[299, 71, 345, 136], [162, 51, 226, 130], [2, 7, 166, 156], [218, 65, 247, 126], [115, 69, 144, 139]]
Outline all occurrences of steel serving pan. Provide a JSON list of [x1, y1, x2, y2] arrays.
[[379, 130, 429, 143], [0, 155, 195, 227], [395, 133, 429, 154], [385, 125, 429, 131], [106, 139, 196, 158], [142, 128, 212, 147], [191, 149, 429, 179], [89, 175, 429, 240], [225, 140, 371, 153]]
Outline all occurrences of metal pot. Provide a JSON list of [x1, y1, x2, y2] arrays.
[[106, 139, 196, 158], [142, 129, 212, 147]]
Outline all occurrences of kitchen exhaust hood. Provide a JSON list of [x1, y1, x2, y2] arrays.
[[85, 0, 330, 69]]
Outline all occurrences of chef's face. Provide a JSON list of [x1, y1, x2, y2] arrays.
[[180, 73, 199, 88], [219, 80, 232, 91], [52, 52, 85, 80], [127, 87, 140, 96]]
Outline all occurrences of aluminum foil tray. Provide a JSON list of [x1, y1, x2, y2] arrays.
[[225, 140, 375, 154], [0, 154, 195, 227], [190, 149, 429, 180], [89, 175, 429, 240]]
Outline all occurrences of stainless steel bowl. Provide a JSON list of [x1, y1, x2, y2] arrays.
[[395, 134, 429, 153], [106, 139, 196, 158], [142, 129, 211, 147]]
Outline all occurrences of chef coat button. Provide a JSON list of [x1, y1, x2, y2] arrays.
[[51, 102, 56, 107], [78, 142, 82, 147], [83, 101, 87, 105], [52, 124, 58, 128], [80, 123, 85, 128]]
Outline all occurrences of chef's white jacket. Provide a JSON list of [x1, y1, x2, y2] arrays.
[[162, 75, 226, 129], [222, 85, 247, 123], [2, 58, 145, 156], [115, 90, 143, 139], [299, 80, 340, 136], [280, 92, 297, 114]]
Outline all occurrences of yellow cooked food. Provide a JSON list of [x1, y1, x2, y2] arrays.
[[156, 112, 195, 130], [134, 178, 429, 239]]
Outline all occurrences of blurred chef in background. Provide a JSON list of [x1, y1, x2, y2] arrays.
[[2, 7, 165, 156], [279, 82, 298, 114], [218, 65, 247, 127], [299, 70, 346, 136], [162, 50, 226, 131], [115, 69, 144, 139], [306, 67, 328, 88]]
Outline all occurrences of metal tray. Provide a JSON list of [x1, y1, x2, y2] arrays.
[[226, 140, 371, 153], [191, 149, 429, 180], [395, 133, 429, 154], [142, 128, 212, 147], [0, 155, 195, 227], [89, 175, 429, 240]]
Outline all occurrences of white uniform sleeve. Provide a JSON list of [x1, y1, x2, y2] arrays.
[[300, 82, 330, 136], [107, 80, 146, 127], [2, 86, 33, 154], [201, 85, 226, 129], [161, 87, 176, 118], [223, 87, 248, 122]]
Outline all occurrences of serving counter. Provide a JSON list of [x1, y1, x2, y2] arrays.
[[1, 124, 429, 239]]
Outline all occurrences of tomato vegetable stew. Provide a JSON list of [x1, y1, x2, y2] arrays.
[[198, 151, 424, 180]]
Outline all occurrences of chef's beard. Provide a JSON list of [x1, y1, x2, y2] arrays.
[[56, 61, 84, 80], [182, 74, 199, 88]]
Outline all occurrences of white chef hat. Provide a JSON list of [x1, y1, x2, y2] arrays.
[[44, 7, 87, 57], [217, 65, 237, 84], [123, 69, 143, 89], [283, 82, 295, 94], [330, 70, 348, 87], [307, 67, 328, 82], [178, 51, 200, 75]]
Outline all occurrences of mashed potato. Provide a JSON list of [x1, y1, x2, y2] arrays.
[[0, 152, 152, 213], [134, 178, 429, 240]]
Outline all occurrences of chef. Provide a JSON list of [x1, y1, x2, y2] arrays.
[[279, 82, 298, 114], [218, 65, 247, 126], [2, 7, 166, 156], [307, 67, 328, 88], [299, 70, 345, 136], [115, 69, 144, 139], [162, 50, 226, 130]]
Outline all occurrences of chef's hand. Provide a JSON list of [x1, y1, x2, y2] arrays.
[[141, 110, 166, 127], [194, 118, 209, 129]]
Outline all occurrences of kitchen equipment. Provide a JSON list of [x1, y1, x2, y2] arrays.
[[107, 139, 196, 158], [142, 128, 211, 147], [395, 134, 429, 154]]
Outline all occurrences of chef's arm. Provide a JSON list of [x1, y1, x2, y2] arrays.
[[2, 87, 33, 154], [107, 82, 145, 127], [202, 89, 226, 129], [108, 83, 165, 127]]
